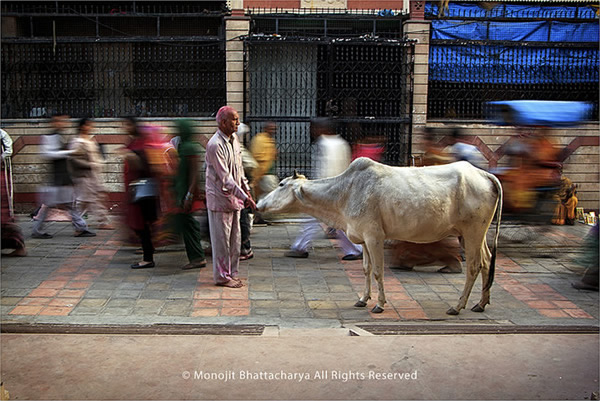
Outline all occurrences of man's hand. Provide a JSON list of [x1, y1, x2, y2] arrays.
[[244, 195, 257, 210]]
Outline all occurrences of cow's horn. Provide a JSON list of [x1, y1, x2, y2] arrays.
[[293, 169, 299, 179]]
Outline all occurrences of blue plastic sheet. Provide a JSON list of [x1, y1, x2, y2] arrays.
[[431, 20, 486, 40], [487, 100, 595, 127], [425, 2, 598, 20], [429, 45, 599, 84], [431, 20, 599, 42], [550, 22, 599, 42]]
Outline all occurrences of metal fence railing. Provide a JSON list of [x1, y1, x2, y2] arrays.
[[1, 41, 226, 119], [1, 1, 227, 119]]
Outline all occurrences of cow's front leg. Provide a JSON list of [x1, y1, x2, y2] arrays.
[[367, 238, 386, 313], [355, 245, 371, 307]]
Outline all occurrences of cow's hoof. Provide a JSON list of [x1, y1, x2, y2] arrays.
[[471, 304, 485, 313], [446, 307, 460, 315], [354, 300, 367, 308], [371, 305, 384, 314]]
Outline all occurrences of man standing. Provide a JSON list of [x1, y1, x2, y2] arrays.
[[205, 106, 256, 288], [32, 113, 95, 239]]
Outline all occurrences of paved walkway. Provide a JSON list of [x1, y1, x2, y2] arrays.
[[1, 216, 598, 328]]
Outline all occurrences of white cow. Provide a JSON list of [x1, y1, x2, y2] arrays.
[[257, 158, 502, 315]]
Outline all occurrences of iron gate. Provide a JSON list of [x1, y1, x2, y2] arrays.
[[243, 36, 414, 179]]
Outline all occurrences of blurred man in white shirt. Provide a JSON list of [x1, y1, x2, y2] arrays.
[[285, 118, 362, 260]]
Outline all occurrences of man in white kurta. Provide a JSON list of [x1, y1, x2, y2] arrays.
[[205, 106, 256, 288], [286, 118, 363, 260]]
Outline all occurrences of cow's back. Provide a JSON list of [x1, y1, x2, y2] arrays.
[[341, 158, 498, 243]]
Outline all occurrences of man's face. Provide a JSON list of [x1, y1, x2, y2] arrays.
[[265, 123, 276, 136], [52, 115, 69, 131], [220, 110, 240, 136], [81, 121, 94, 136]]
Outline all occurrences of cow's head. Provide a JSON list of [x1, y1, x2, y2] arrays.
[[256, 170, 307, 214]]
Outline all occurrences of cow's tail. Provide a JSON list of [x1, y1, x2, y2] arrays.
[[484, 173, 503, 292]]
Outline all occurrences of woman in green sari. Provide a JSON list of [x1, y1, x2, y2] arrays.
[[172, 119, 207, 270]]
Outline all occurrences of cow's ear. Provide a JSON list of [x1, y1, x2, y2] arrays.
[[293, 169, 299, 179]]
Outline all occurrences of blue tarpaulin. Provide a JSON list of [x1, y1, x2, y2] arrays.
[[428, 2, 599, 84], [487, 100, 595, 126], [425, 2, 598, 19], [429, 45, 598, 84], [432, 20, 599, 42]]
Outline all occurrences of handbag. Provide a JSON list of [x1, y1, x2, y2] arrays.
[[129, 178, 159, 203]]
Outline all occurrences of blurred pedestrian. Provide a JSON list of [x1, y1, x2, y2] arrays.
[[143, 125, 179, 247], [422, 128, 453, 166], [250, 121, 278, 201], [1, 128, 26, 256], [69, 118, 113, 230], [390, 127, 462, 273], [237, 122, 257, 261], [572, 222, 599, 292], [32, 113, 96, 239], [448, 128, 486, 169], [285, 118, 362, 260], [123, 118, 160, 269], [171, 119, 207, 270], [205, 106, 256, 288], [351, 133, 385, 163]]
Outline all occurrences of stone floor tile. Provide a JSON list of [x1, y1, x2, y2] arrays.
[[1, 297, 22, 306], [56, 289, 86, 298], [17, 297, 51, 306], [78, 298, 108, 308], [190, 308, 220, 317], [307, 300, 337, 310], [280, 308, 312, 318], [160, 301, 193, 316], [112, 290, 141, 299], [101, 307, 134, 316], [166, 291, 194, 300], [39, 306, 73, 316], [311, 309, 339, 319], [139, 291, 169, 300], [221, 307, 250, 316], [107, 299, 137, 308], [48, 298, 80, 307], [8, 305, 43, 315], [145, 283, 171, 291], [70, 306, 101, 315]]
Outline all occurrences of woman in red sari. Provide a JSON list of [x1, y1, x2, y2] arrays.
[[122, 119, 160, 268]]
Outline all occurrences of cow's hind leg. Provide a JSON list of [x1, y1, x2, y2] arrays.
[[447, 235, 484, 315], [355, 245, 371, 308], [472, 243, 492, 312]]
